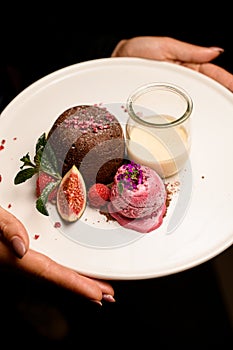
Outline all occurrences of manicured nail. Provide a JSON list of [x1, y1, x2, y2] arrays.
[[102, 294, 116, 303], [11, 236, 26, 258], [91, 299, 102, 306], [209, 47, 224, 53]]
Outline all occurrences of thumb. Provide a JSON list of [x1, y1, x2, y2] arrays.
[[0, 206, 29, 258]]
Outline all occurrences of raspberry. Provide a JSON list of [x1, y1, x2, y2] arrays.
[[88, 183, 110, 208], [36, 172, 58, 202]]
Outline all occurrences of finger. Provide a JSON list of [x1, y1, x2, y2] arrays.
[[199, 63, 233, 93], [12, 248, 115, 303], [90, 278, 115, 296], [162, 37, 224, 64], [0, 206, 29, 258], [183, 62, 233, 93], [111, 39, 127, 57], [111, 36, 224, 65]]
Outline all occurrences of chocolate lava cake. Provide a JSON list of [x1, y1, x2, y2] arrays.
[[47, 105, 125, 188]]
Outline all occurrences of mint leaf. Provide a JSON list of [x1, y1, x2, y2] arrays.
[[14, 167, 37, 184], [19, 153, 36, 169], [36, 196, 49, 216], [15, 132, 61, 184], [118, 182, 124, 195], [34, 133, 47, 168], [40, 141, 60, 178], [35, 132, 47, 154], [36, 181, 59, 216]]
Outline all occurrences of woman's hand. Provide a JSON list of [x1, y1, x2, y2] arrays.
[[0, 206, 115, 305], [112, 36, 233, 93]]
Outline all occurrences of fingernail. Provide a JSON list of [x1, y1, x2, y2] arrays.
[[90, 299, 102, 306], [11, 236, 26, 258], [91, 299, 102, 306], [102, 294, 116, 303], [209, 47, 224, 53]]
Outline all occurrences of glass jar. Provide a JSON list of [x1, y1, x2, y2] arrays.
[[126, 82, 193, 178]]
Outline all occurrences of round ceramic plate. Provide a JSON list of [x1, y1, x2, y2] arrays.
[[1, 57, 233, 280]]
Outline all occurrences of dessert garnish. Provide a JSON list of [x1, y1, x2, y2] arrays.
[[14, 133, 87, 222], [88, 183, 111, 208], [14, 132, 62, 216], [108, 162, 167, 233], [56, 165, 86, 222], [117, 161, 143, 193]]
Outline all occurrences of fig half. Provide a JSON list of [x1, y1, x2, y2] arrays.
[[57, 165, 86, 222]]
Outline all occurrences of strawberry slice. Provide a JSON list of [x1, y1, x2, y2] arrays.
[[36, 172, 58, 202]]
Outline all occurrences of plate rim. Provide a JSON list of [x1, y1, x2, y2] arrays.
[[1, 57, 233, 280]]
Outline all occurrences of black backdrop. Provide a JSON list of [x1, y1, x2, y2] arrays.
[[1, 4, 233, 110]]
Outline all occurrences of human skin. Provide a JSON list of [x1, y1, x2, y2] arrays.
[[0, 206, 115, 305], [112, 36, 233, 93]]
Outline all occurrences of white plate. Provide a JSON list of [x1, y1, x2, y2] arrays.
[[1, 57, 233, 280]]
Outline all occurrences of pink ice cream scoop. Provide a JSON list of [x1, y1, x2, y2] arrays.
[[108, 162, 167, 233]]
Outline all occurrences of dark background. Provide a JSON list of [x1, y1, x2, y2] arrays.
[[0, 4, 233, 347], [1, 4, 233, 111]]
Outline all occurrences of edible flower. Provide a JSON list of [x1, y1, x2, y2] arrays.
[[117, 161, 143, 193]]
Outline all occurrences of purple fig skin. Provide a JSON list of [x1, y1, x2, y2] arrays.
[[57, 165, 87, 222]]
